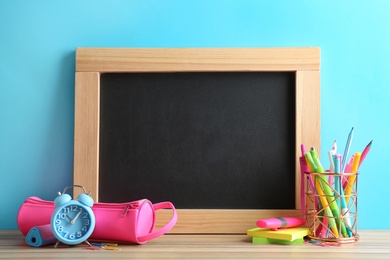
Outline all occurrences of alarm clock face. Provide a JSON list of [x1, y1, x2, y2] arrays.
[[51, 202, 95, 245]]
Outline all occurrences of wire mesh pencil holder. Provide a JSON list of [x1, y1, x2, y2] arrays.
[[305, 172, 359, 244]]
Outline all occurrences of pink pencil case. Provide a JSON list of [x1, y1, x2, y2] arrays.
[[17, 196, 177, 244]]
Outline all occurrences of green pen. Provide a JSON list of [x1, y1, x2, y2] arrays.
[[314, 175, 339, 237], [304, 152, 317, 172], [310, 147, 323, 172], [317, 175, 349, 238]]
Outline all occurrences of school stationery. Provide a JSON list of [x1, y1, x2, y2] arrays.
[[342, 127, 354, 172], [328, 150, 335, 172], [334, 155, 353, 237], [332, 140, 337, 153], [300, 153, 317, 216], [309, 147, 349, 238], [305, 150, 339, 236], [317, 171, 348, 237], [256, 217, 306, 231], [314, 176, 339, 237], [310, 147, 324, 172], [17, 196, 177, 244], [247, 227, 309, 241], [26, 224, 57, 247], [303, 128, 370, 244], [334, 154, 342, 207], [359, 140, 372, 168], [344, 154, 355, 173], [345, 152, 361, 204], [252, 236, 304, 245], [306, 172, 359, 243], [304, 152, 316, 172], [300, 156, 310, 215]]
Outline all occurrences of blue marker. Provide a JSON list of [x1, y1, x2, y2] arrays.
[[334, 154, 353, 237], [342, 127, 354, 173], [334, 154, 341, 207]]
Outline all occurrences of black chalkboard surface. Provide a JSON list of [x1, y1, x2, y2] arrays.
[[98, 72, 296, 209]]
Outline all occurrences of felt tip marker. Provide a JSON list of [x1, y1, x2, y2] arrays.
[[256, 217, 306, 231]]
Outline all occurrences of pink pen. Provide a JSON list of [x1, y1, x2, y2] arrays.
[[256, 217, 306, 231], [300, 144, 317, 215], [359, 140, 373, 168], [299, 156, 309, 216], [329, 140, 337, 171], [301, 144, 306, 157], [344, 154, 355, 173]]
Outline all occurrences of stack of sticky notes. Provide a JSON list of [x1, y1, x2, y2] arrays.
[[247, 217, 309, 245]]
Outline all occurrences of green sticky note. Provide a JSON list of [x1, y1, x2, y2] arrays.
[[252, 237, 304, 245]]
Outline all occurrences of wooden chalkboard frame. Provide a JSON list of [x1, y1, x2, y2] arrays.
[[74, 48, 320, 234]]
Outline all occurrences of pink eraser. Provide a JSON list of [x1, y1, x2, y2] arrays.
[[256, 217, 306, 231]]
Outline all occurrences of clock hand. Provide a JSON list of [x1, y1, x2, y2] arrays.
[[71, 208, 83, 224], [66, 214, 74, 227]]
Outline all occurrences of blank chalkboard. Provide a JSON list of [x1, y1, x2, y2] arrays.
[[73, 48, 320, 233], [98, 72, 296, 209]]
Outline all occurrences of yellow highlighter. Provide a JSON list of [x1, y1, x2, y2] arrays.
[[315, 178, 339, 237], [345, 152, 361, 204]]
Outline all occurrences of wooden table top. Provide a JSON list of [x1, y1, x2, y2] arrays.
[[1, 230, 390, 259]]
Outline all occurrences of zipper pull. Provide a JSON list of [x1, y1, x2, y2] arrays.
[[121, 201, 140, 217]]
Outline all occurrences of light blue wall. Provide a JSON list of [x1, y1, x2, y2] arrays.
[[1, 0, 388, 229]]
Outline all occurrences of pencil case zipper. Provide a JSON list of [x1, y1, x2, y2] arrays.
[[24, 196, 144, 217], [25, 196, 54, 205], [93, 200, 144, 217]]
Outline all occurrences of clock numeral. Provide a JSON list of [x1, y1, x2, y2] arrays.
[[82, 226, 88, 232], [85, 219, 90, 225], [58, 226, 64, 232], [55, 219, 61, 224], [63, 205, 78, 213], [83, 212, 88, 218], [77, 231, 82, 238], [58, 213, 67, 219], [69, 233, 75, 239]]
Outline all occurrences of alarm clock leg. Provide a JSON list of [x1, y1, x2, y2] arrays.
[[84, 240, 92, 247], [54, 240, 61, 248]]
